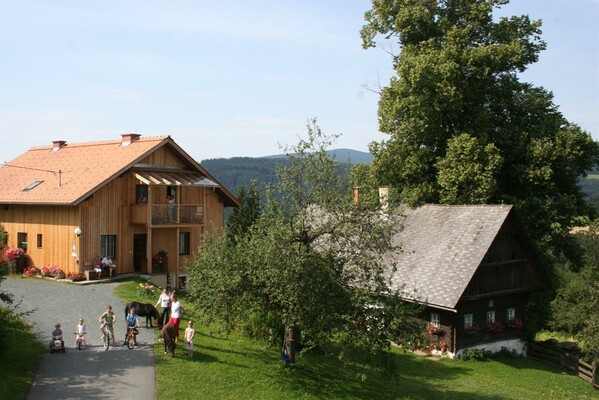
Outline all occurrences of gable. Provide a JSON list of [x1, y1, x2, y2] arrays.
[[388, 204, 514, 310]]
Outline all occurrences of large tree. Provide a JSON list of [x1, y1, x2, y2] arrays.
[[361, 0, 599, 262], [187, 120, 418, 358]]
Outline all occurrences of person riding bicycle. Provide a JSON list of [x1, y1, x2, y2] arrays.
[[75, 318, 87, 348], [125, 306, 140, 346], [99, 305, 116, 343]]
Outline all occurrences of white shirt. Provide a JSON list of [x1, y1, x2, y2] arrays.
[[158, 293, 171, 308], [101, 256, 113, 266], [171, 300, 182, 318]]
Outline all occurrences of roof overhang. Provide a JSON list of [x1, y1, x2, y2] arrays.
[[133, 171, 220, 187]]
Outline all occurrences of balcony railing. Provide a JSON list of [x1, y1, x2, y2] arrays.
[[131, 204, 204, 226]]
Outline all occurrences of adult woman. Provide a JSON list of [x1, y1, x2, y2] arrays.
[[154, 288, 171, 328], [168, 293, 184, 342]]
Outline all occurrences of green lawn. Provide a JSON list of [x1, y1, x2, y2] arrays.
[[117, 280, 597, 400], [0, 307, 45, 400]]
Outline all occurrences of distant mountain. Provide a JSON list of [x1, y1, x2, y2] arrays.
[[201, 148, 372, 198], [262, 149, 373, 164]]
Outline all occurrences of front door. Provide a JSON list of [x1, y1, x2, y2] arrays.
[[133, 234, 147, 273]]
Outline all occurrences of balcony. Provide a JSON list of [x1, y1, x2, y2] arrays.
[[131, 204, 204, 226]]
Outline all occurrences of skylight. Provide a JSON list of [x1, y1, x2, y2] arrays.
[[23, 180, 43, 191]]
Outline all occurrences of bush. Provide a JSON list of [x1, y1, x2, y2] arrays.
[[461, 348, 491, 361], [137, 282, 158, 298], [22, 266, 40, 276], [39, 265, 65, 279], [66, 272, 85, 282]]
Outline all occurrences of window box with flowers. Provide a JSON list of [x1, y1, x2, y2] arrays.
[[427, 323, 443, 336], [463, 324, 482, 336], [487, 321, 504, 334], [506, 317, 524, 330], [152, 250, 168, 271], [4, 247, 26, 274]]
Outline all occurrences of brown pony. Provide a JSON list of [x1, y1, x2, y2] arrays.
[[161, 323, 176, 357]]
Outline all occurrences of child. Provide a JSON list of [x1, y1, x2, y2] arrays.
[[75, 318, 86, 348], [184, 320, 195, 359]]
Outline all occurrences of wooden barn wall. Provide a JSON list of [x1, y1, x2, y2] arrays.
[[139, 146, 188, 168], [0, 204, 80, 272]]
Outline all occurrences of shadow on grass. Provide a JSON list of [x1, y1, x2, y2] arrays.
[[274, 350, 508, 400]]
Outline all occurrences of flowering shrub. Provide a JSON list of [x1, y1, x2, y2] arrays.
[[487, 321, 504, 334], [22, 266, 40, 276], [66, 272, 86, 282], [138, 282, 158, 297], [506, 317, 524, 330], [40, 265, 65, 279], [4, 247, 25, 260]]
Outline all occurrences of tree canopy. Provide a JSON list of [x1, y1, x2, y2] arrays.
[[187, 120, 420, 357], [360, 0, 599, 263]]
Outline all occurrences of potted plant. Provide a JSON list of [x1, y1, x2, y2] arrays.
[[4, 247, 26, 274], [152, 250, 168, 271]]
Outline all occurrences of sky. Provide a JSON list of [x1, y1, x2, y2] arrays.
[[0, 0, 598, 164]]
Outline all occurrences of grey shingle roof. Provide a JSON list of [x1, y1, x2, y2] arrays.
[[389, 204, 513, 310]]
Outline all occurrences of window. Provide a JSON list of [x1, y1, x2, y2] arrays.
[[23, 180, 43, 191], [179, 232, 190, 255], [464, 313, 473, 329], [507, 308, 516, 321], [101, 235, 117, 259], [488, 299, 494, 308], [430, 312, 440, 327], [178, 274, 188, 289], [486, 310, 495, 324], [17, 232, 27, 252], [37, 234, 43, 249], [136, 185, 148, 204]]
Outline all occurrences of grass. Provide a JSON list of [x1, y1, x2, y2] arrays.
[[535, 330, 578, 343], [0, 306, 45, 400], [114, 280, 599, 400]]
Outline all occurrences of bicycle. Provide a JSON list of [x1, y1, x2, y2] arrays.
[[101, 325, 113, 351], [126, 326, 137, 350], [74, 331, 87, 350]]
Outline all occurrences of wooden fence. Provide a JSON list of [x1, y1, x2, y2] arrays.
[[528, 340, 597, 390]]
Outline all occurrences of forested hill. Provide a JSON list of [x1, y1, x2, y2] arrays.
[[200, 149, 373, 197]]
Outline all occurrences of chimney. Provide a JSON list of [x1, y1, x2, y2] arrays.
[[121, 133, 141, 146], [378, 186, 389, 210], [52, 140, 66, 152], [353, 187, 361, 206]]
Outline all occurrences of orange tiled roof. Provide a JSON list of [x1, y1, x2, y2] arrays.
[[0, 135, 169, 205]]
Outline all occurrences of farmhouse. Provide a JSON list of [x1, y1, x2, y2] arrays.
[[389, 204, 547, 357], [0, 134, 238, 287]]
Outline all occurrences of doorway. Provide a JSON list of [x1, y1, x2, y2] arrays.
[[133, 234, 147, 273]]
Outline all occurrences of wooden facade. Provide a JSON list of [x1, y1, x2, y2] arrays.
[[0, 135, 238, 286]]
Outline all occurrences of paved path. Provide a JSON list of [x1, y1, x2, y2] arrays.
[[3, 277, 156, 400]]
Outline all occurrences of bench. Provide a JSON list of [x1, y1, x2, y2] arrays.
[[84, 265, 117, 281]]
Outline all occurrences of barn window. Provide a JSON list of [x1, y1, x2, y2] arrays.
[[17, 232, 27, 252], [507, 308, 515, 321], [37, 234, 43, 249], [100, 235, 117, 259], [486, 310, 495, 324], [179, 232, 190, 255], [464, 313, 473, 329], [430, 312, 440, 327]]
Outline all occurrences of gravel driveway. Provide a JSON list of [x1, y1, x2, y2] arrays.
[[2, 277, 156, 400]]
